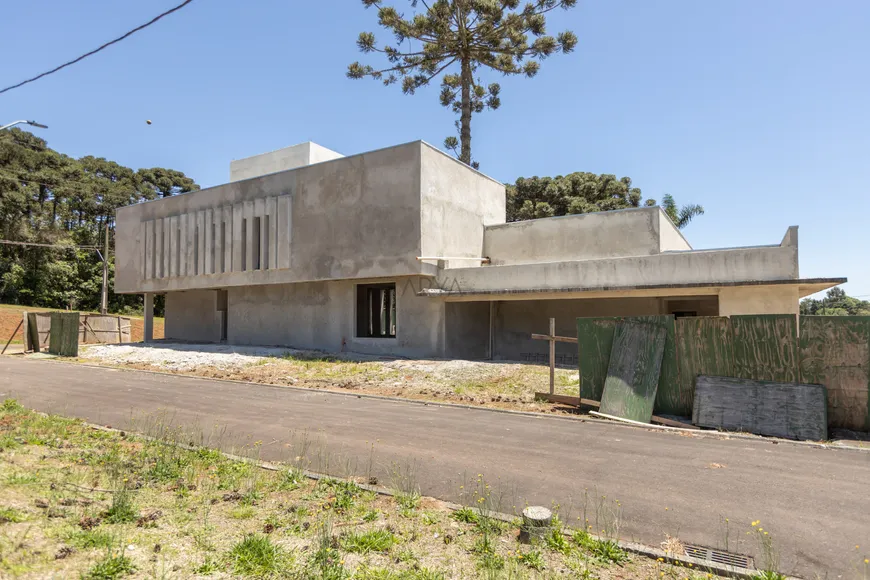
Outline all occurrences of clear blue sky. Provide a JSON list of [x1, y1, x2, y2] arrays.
[[3, 0, 868, 298]]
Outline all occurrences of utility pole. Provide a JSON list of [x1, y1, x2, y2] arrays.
[[100, 224, 109, 315]]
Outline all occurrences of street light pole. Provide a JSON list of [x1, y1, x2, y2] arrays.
[[0, 120, 49, 131]]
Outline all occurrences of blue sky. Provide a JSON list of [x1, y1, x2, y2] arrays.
[[2, 0, 868, 298]]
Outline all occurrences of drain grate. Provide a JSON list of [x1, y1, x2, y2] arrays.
[[683, 544, 753, 569]]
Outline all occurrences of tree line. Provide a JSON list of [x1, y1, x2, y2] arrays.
[[0, 128, 198, 314], [800, 288, 870, 316]]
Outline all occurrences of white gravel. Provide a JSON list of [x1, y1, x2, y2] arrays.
[[80, 343, 295, 371]]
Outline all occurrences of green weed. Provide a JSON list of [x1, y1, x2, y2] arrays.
[[67, 529, 116, 550], [516, 548, 545, 570], [452, 506, 479, 524], [192, 556, 221, 575], [589, 539, 628, 564], [230, 505, 257, 520], [0, 507, 26, 524], [103, 489, 138, 524], [545, 526, 572, 555], [81, 551, 137, 579]]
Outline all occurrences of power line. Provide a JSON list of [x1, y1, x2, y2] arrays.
[[0, 239, 100, 250], [0, 0, 196, 96]]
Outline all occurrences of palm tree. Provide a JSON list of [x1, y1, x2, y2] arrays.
[[661, 194, 704, 229]]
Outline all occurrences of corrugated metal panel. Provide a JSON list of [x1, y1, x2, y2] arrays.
[[675, 317, 733, 416], [599, 321, 666, 422], [800, 316, 870, 431], [731, 315, 799, 382]]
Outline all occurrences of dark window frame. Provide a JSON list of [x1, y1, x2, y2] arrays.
[[356, 283, 397, 338]]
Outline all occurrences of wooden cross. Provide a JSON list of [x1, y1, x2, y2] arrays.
[[531, 317, 578, 395]]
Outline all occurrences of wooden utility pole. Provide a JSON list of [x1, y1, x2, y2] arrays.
[[100, 224, 109, 315]]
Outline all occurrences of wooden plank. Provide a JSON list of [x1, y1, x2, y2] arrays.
[[599, 321, 666, 423], [589, 411, 688, 431], [548, 318, 555, 395], [531, 334, 578, 344], [675, 317, 733, 417], [1, 319, 23, 355], [730, 314, 799, 383], [693, 375, 828, 441], [48, 312, 79, 357], [534, 393, 601, 407], [577, 317, 619, 401], [631, 315, 679, 417], [799, 316, 870, 432]]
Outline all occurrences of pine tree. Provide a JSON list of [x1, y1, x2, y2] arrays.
[[348, 0, 578, 168]]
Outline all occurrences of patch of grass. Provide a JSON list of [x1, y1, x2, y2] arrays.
[[354, 566, 446, 580], [339, 528, 397, 554], [0, 506, 26, 524], [516, 548, 545, 570], [277, 467, 305, 491], [102, 489, 138, 524], [68, 529, 116, 550], [362, 509, 379, 522], [5, 471, 38, 486], [81, 551, 137, 579], [230, 505, 257, 520], [227, 533, 292, 578], [192, 556, 221, 575], [395, 490, 421, 512], [317, 478, 360, 513]]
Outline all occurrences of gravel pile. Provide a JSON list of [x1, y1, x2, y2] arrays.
[[80, 343, 292, 371]]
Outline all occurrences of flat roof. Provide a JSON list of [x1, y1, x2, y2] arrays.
[[418, 277, 846, 300]]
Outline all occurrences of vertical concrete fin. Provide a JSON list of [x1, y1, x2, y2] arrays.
[[168, 216, 179, 277], [267, 196, 278, 270], [276, 194, 292, 269], [243, 200, 254, 271], [197, 210, 206, 275], [205, 208, 214, 274], [178, 214, 188, 277], [223, 205, 233, 273], [185, 211, 196, 276], [144, 220, 153, 280]]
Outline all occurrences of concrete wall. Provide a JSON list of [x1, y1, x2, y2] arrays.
[[444, 302, 490, 359], [224, 276, 446, 358], [419, 144, 505, 269], [719, 286, 799, 316], [483, 207, 661, 266], [658, 210, 693, 252], [440, 241, 800, 293], [116, 142, 430, 294], [492, 297, 664, 361], [165, 290, 223, 342], [229, 142, 344, 182]]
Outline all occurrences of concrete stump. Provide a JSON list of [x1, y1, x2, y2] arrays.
[[518, 506, 552, 544]]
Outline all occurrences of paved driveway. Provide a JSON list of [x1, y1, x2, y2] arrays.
[[2, 357, 867, 577]]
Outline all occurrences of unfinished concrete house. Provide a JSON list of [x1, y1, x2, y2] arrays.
[[114, 141, 845, 360]]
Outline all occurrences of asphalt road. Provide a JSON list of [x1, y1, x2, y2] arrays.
[[2, 357, 867, 578]]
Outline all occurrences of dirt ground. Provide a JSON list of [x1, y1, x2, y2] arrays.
[[78, 342, 584, 416], [0, 304, 164, 345]]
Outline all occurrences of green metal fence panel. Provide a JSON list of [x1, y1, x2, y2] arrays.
[[48, 312, 79, 357], [675, 317, 733, 416], [799, 316, 870, 431], [577, 317, 619, 401], [599, 321, 666, 422], [730, 315, 799, 382]]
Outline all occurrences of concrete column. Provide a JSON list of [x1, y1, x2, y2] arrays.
[[143, 293, 154, 343]]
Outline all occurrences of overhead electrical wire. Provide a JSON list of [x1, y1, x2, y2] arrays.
[[0, 0, 196, 96]]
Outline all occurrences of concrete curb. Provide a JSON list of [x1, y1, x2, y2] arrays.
[[41, 356, 870, 454], [76, 419, 781, 579]]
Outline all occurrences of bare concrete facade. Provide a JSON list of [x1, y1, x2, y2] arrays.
[[116, 140, 844, 359]]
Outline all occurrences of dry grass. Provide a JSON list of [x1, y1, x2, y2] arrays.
[[0, 399, 718, 579]]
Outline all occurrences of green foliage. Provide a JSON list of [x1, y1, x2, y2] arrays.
[[545, 526, 571, 555], [228, 534, 291, 577], [0, 128, 199, 313], [516, 548, 545, 570], [800, 287, 870, 316], [81, 551, 137, 579], [354, 566, 446, 580], [340, 528, 397, 553], [506, 173, 703, 229], [0, 506, 25, 523], [589, 539, 628, 564], [67, 529, 116, 550], [349, 0, 578, 167], [751, 573, 786, 580], [451, 506, 479, 524]]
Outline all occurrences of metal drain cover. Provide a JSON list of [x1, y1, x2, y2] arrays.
[[683, 544, 753, 569]]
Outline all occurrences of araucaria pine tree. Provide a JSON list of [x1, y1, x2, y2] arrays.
[[348, 0, 578, 168]]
